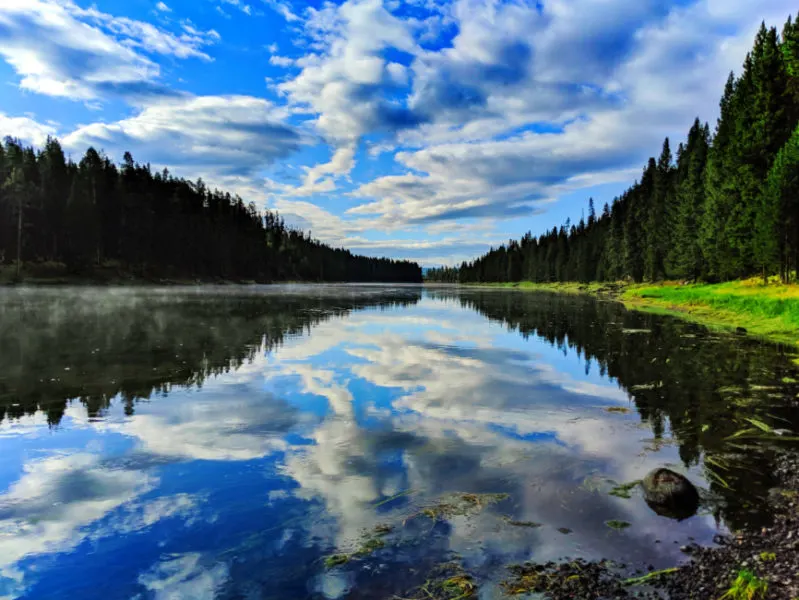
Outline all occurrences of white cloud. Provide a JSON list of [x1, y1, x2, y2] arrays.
[[262, 0, 302, 22], [3, 0, 796, 264], [218, 0, 253, 16], [271, 299, 719, 562], [63, 95, 303, 190], [0, 0, 219, 102], [139, 553, 228, 600], [332, 0, 797, 231], [291, 145, 356, 196], [269, 54, 296, 67], [277, 0, 420, 142], [155, 2, 172, 13], [0, 112, 57, 146], [0, 452, 156, 594]]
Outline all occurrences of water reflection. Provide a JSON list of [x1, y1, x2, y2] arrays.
[[0, 286, 797, 599]]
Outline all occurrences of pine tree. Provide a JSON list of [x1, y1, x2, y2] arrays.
[[645, 138, 674, 280], [702, 72, 737, 280], [672, 120, 710, 280], [756, 123, 799, 281], [625, 160, 655, 282]]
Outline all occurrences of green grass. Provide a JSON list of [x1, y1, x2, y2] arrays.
[[623, 279, 799, 346], [460, 280, 618, 295], [718, 569, 768, 600], [463, 278, 799, 349]]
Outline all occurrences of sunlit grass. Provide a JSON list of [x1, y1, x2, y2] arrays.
[[469, 278, 799, 348], [717, 569, 768, 600], [624, 278, 799, 346]]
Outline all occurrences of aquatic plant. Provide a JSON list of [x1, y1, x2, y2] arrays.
[[608, 480, 641, 499], [501, 516, 542, 528], [324, 554, 350, 569], [718, 569, 768, 600], [323, 524, 394, 569], [400, 562, 477, 600], [412, 492, 509, 522], [727, 417, 799, 442], [623, 567, 679, 586], [605, 519, 631, 531], [501, 559, 627, 597]]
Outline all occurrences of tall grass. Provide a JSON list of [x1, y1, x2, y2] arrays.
[[460, 278, 799, 347], [624, 279, 799, 345]]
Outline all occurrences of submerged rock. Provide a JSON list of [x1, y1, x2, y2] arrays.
[[642, 468, 699, 520]]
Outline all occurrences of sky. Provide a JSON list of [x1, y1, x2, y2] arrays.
[[0, 0, 795, 267]]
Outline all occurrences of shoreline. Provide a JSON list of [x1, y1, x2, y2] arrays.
[[451, 279, 799, 350], [494, 451, 799, 600]]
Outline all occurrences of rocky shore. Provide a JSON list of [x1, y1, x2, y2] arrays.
[[497, 454, 799, 600], [662, 454, 799, 600]]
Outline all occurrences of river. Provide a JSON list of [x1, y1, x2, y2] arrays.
[[1, 285, 797, 599]]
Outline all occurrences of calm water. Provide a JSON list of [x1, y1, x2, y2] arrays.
[[1, 285, 798, 599]]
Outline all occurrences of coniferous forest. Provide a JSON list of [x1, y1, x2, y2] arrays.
[[428, 18, 799, 285], [0, 143, 421, 283]]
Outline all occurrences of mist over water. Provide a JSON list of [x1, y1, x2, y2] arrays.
[[0, 285, 797, 599]]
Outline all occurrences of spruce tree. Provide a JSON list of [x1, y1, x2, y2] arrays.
[[672, 120, 710, 281], [645, 138, 674, 280]]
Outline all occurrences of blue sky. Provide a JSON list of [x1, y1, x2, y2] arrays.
[[0, 0, 795, 266]]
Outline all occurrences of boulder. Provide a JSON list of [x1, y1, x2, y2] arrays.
[[642, 468, 699, 520]]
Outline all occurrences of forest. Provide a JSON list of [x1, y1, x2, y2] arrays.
[[427, 17, 799, 285], [0, 141, 422, 283]]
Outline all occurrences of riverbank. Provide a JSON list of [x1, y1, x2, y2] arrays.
[[0, 263, 421, 286], [0, 262, 261, 286], [458, 279, 799, 348], [663, 451, 799, 600], [494, 452, 799, 600]]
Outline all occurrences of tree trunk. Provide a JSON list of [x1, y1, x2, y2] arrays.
[[16, 195, 22, 279]]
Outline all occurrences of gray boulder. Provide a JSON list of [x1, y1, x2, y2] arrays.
[[642, 468, 699, 520]]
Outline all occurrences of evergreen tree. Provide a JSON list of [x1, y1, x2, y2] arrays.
[[0, 139, 421, 282], [672, 120, 710, 280], [756, 123, 799, 281], [645, 139, 674, 280]]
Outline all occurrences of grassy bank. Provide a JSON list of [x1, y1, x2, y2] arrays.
[[457, 279, 799, 347], [623, 279, 799, 346]]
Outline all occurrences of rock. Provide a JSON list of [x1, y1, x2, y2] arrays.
[[641, 468, 700, 520], [736, 327, 748, 335]]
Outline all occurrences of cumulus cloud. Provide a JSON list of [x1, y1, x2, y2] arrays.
[[2, 0, 796, 264], [277, 0, 421, 143], [269, 54, 295, 67], [262, 0, 302, 23], [291, 145, 356, 196], [139, 553, 228, 600], [63, 95, 303, 186], [335, 0, 796, 230], [272, 298, 717, 562], [0, 0, 218, 101], [0, 112, 57, 146], [0, 453, 156, 594], [114, 387, 309, 461]]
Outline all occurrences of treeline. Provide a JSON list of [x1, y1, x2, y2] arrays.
[[428, 18, 799, 285], [0, 139, 421, 283]]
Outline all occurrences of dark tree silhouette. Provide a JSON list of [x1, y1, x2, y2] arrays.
[[0, 140, 422, 283]]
